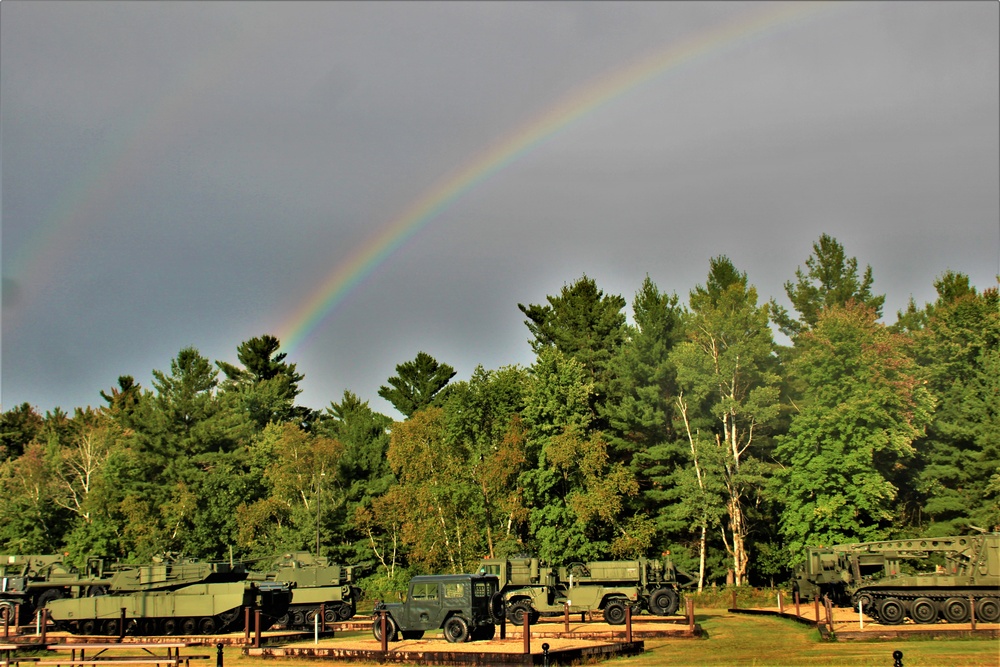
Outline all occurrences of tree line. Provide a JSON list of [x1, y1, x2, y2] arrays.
[[1, 234, 997, 596]]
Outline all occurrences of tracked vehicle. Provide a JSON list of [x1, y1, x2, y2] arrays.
[[267, 552, 362, 628], [46, 557, 291, 636], [793, 532, 1000, 625]]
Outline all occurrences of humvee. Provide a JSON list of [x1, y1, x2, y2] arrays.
[[371, 573, 504, 642]]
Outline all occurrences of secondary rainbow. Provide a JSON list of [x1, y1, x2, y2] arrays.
[[274, 2, 836, 354]]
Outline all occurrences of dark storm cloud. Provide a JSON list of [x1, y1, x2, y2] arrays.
[[1, 1, 997, 416]]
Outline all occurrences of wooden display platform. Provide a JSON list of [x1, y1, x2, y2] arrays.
[[248, 638, 644, 666]]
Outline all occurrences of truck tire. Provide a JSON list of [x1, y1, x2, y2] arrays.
[[443, 615, 470, 643], [489, 592, 506, 623], [372, 614, 398, 642], [35, 588, 65, 608], [507, 600, 532, 626], [604, 600, 627, 625], [649, 588, 678, 616]]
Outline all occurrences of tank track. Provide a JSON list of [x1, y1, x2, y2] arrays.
[[853, 588, 1000, 625]]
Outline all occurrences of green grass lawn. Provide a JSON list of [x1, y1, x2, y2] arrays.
[[222, 609, 999, 667]]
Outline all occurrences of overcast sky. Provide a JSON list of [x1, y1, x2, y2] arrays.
[[2, 1, 997, 419]]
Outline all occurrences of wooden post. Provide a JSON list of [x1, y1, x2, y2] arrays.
[[795, 591, 800, 618], [522, 610, 530, 655], [254, 610, 261, 648], [563, 602, 569, 633], [320, 604, 326, 633], [814, 596, 820, 626], [500, 609, 506, 640], [244, 607, 251, 643], [40, 608, 48, 645], [687, 598, 695, 635], [778, 591, 783, 614], [970, 596, 976, 631], [3, 604, 8, 639], [825, 596, 833, 632], [625, 605, 632, 643], [15, 604, 21, 633], [118, 608, 126, 642], [379, 611, 387, 653]]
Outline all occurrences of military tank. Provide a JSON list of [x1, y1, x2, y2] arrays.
[[45, 556, 291, 636], [266, 552, 362, 628]]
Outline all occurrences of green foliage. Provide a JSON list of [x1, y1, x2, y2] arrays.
[[774, 302, 934, 561], [772, 234, 885, 338], [378, 351, 456, 418]]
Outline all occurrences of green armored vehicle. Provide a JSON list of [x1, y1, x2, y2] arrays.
[[792, 532, 1000, 625], [1, 554, 113, 622], [267, 551, 362, 627], [45, 556, 291, 636], [371, 573, 503, 643], [480, 556, 691, 625]]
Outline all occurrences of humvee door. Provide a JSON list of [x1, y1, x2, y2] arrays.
[[405, 581, 441, 629]]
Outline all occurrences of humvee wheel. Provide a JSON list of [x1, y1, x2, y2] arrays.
[[443, 615, 470, 643], [910, 598, 937, 624], [507, 600, 532, 626], [649, 588, 678, 616], [878, 599, 905, 625], [976, 598, 1000, 623], [604, 600, 627, 625], [372, 615, 397, 642], [942, 597, 970, 623]]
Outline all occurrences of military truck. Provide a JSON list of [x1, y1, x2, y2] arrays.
[[45, 557, 291, 635], [480, 556, 692, 625], [267, 551, 362, 627], [371, 573, 503, 642], [792, 532, 1000, 625], [1, 554, 114, 622]]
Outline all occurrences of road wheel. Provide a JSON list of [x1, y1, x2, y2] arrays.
[[181, 617, 198, 635], [910, 597, 937, 624], [338, 604, 355, 621], [976, 597, 1000, 623], [942, 597, 970, 623], [371, 615, 397, 642], [80, 619, 97, 635], [162, 619, 177, 635], [649, 588, 678, 616], [199, 617, 217, 635], [274, 613, 290, 629], [604, 600, 627, 625], [103, 619, 120, 636], [292, 610, 307, 627], [878, 599, 905, 625], [443, 615, 470, 643]]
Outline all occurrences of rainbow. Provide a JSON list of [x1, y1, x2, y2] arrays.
[[275, 2, 834, 355]]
